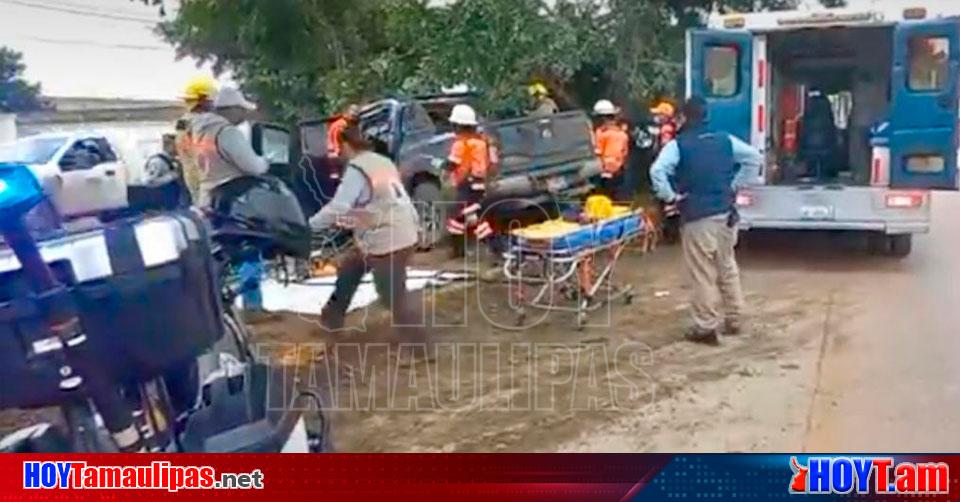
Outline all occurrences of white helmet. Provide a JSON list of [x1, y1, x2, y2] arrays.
[[593, 99, 617, 116], [449, 104, 479, 126]]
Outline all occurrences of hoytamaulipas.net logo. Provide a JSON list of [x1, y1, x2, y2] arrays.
[[789, 456, 948, 495], [23, 461, 264, 492]]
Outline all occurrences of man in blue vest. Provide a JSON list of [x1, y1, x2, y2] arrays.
[[649, 97, 762, 345]]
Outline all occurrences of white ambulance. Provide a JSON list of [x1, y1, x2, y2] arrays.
[[691, 4, 960, 256]]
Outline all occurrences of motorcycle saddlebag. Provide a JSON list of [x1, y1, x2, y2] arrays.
[[0, 211, 224, 409]]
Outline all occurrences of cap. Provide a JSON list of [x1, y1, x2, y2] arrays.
[[214, 86, 257, 111]]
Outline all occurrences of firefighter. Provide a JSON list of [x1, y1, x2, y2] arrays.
[[528, 83, 559, 117], [592, 99, 630, 200], [327, 104, 360, 159], [650, 100, 681, 243], [650, 100, 678, 147], [175, 76, 218, 204], [444, 104, 498, 258]]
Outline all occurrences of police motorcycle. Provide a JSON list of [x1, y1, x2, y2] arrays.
[[0, 126, 329, 453]]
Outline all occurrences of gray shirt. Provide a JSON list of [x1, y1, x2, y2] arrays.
[[192, 112, 269, 206]]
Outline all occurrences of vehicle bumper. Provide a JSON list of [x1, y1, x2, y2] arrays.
[[491, 158, 601, 201], [740, 219, 929, 234], [738, 185, 931, 235]]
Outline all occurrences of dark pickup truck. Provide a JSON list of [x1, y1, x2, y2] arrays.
[[290, 93, 601, 246]]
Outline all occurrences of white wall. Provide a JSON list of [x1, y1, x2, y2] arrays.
[[0, 114, 16, 144]]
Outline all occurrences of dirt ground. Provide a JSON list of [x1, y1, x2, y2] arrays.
[[10, 193, 960, 452], [249, 240, 830, 453]]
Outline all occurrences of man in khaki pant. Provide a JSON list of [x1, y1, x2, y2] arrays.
[[649, 97, 762, 345]]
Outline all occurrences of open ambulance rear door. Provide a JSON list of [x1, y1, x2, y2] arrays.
[[687, 30, 754, 143], [890, 18, 960, 190]]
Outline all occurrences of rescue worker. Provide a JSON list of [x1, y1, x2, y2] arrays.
[[309, 123, 423, 339], [528, 83, 559, 117], [649, 97, 762, 345], [443, 104, 498, 258], [327, 104, 360, 159], [141, 133, 190, 210], [175, 76, 218, 204], [192, 86, 269, 207], [649, 100, 681, 243], [192, 86, 270, 318], [592, 99, 630, 200], [650, 100, 678, 147]]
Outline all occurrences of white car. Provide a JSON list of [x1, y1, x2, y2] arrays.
[[0, 132, 129, 217]]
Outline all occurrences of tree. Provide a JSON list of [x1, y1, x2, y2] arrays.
[[146, 0, 848, 119], [0, 47, 42, 113]]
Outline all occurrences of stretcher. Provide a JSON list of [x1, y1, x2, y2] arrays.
[[503, 207, 651, 329]]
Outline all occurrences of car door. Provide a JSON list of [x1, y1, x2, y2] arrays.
[[687, 29, 754, 142], [58, 137, 127, 216], [889, 19, 960, 190]]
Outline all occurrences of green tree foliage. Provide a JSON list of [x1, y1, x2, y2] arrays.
[[0, 47, 42, 113], [150, 0, 846, 119]]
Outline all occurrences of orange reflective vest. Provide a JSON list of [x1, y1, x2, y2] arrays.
[[448, 132, 498, 186], [327, 116, 349, 157], [594, 123, 629, 174]]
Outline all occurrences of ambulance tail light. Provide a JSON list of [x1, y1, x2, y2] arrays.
[[903, 7, 927, 20], [736, 191, 755, 207], [885, 191, 925, 209]]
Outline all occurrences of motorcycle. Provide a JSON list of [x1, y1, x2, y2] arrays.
[[0, 164, 329, 453]]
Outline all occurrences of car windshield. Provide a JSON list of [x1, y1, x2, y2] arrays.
[[0, 136, 68, 165]]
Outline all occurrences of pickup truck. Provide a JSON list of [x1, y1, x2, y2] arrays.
[[0, 132, 129, 218], [289, 93, 601, 247]]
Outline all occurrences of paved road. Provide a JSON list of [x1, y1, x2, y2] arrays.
[[803, 192, 960, 451], [557, 191, 960, 453]]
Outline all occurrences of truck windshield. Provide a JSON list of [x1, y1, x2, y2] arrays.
[[0, 136, 67, 165]]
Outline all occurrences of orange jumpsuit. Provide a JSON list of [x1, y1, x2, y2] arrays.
[[593, 123, 630, 199], [446, 132, 498, 245]]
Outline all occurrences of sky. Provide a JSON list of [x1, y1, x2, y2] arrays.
[[0, 0, 930, 101], [0, 0, 220, 100]]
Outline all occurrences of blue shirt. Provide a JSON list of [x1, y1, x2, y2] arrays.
[[649, 134, 763, 203]]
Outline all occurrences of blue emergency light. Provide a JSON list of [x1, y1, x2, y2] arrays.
[[0, 163, 44, 217]]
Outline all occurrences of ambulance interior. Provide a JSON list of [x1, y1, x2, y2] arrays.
[[767, 26, 895, 186]]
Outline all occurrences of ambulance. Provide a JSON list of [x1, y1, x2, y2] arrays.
[[690, 4, 960, 256]]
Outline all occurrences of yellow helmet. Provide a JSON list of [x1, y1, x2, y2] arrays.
[[650, 101, 676, 117], [528, 83, 549, 97], [181, 76, 218, 103]]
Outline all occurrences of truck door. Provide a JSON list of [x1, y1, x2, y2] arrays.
[[890, 19, 960, 190], [688, 30, 753, 142]]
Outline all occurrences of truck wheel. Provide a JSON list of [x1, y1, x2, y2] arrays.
[[888, 235, 912, 258], [411, 181, 444, 251]]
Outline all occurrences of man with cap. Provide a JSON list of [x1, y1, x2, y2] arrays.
[[191, 85, 269, 208], [649, 96, 762, 345], [192, 86, 270, 318]]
